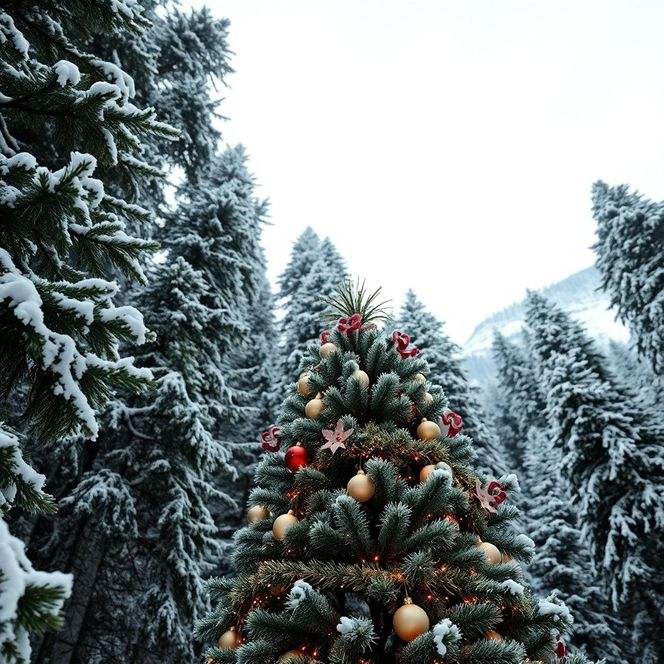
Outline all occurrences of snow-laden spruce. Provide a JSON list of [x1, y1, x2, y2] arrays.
[[525, 291, 664, 661], [276, 231, 348, 402], [592, 181, 664, 375], [0, 2, 179, 659], [397, 290, 505, 474], [492, 331, 627, 661]]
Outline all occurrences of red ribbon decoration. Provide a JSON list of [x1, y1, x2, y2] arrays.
[[555, 639, 567, 658], [320, 331, 331, 344], [261, 426, 281, 452], [337, 313, 362, 335], [440, 410, 463, 437], [487, 480, 507, 506], [391, 330, 420, 358]]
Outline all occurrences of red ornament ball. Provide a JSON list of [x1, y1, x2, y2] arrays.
[[285, 443, 309, 472]]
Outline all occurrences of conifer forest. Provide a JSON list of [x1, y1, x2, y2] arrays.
[[0, 2, 663, 664]]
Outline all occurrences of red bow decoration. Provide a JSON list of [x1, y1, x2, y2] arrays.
[[555, 639, 567, 658], [321, 330, 331, 344], [337, 313, 362, 335], [261, 426, 281, 452], [487, 480, 507, 506], [440, 410, 463, 437], [391, 330, 420, 358], [475, 479, 507, 513]]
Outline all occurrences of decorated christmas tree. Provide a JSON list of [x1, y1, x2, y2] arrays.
[[197, 282, 597, 664]]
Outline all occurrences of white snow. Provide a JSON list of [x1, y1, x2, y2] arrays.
[[85, 81, 122, 100], [0, 428, 46, 508], [336, 616, 355, 635], [101, 127, 118, 164], [433, 618, 461, 657], [516, 534, 536, 551], [500, 579, 525, 595], [81, 176, 105, 207], [100, 305, 147, 344], [538, 598, 572, 623], [0, 12, 29, 58], [92, 60, 135, 102], [109, 0, 140, 19], [286, 579, 313, 611], [0, 518, 72, 662], [1, 153, 37, 174], [498, 473, 520, 491], [53, 60, 81, 87], [432, 462, 453, 483]]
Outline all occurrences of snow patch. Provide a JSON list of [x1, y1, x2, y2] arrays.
[[538, 599, 572, 623], [53, 60, 81, 87], [516, 534, 535, 551], [0, 12, 29, 58], [0, 518, 72, 662], [500, 579, 525, 595], [433, 618, 461, 657], [286, 579, 313, 611]]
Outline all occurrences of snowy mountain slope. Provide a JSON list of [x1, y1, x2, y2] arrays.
[[462, 267, 629, 384]]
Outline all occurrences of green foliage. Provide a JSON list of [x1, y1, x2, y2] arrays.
[[321, 278, 391, 324]]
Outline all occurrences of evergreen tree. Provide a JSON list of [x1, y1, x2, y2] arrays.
[[492, 334, 624, 662], [592, 181, 664, 374], [524, 291, 664, 661], [277, 234, 347, 400], [277, 228, 322, 302], [34, 144, 273, 662], [608, 340, 664, 417], [0, 1, 175, 660], [165, 144, 276, 571], [397, 291, 504, 473], [197, 284, 600, 664]]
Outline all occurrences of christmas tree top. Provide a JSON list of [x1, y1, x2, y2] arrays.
[[197, 284, 596, 664]]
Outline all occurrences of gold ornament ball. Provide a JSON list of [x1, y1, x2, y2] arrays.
[[416, 418, 441, 441], [319, 342, 336, 359], [273, 510, 299, 541], [353, 369, 370, 388], [297, 372, 315, 398], [414, 373, 426, 384], [247, 505, 270, 524], [476, 541, 502, 565], [347, 469, 375, 502], [278, 651, 303, 662], [392, 598, 430, 641], [419, 464, 436, 482], [305, 393, 324, 419], [218, 627, 241, 649], [484, 630, 503, 641]]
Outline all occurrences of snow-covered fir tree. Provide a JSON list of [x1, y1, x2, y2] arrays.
[[489, 333, 539, 477], [164, 144, 276, 572], [397, 290, 504, 473], [35, 142, 274, 661], [277, 227, 323, 302], [492, 333, 624, 661], [592, 180, 664, 375], [0, 1, 177, 660], [524, 291, 664, 662], [608, 340, 664, 417], [277, 233, 347, 399]]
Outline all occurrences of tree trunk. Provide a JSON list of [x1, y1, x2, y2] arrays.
[[33, 519, 106, 664]]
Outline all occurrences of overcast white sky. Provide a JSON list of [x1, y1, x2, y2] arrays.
[[189, 0, 664, 343]]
